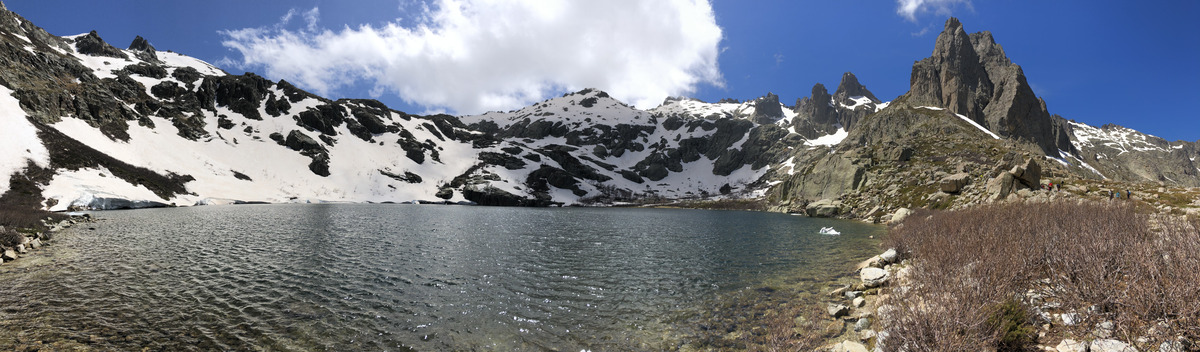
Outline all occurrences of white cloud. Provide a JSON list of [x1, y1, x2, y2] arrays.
[[895, 0, 972, 22], [220, 0, 724, 114]]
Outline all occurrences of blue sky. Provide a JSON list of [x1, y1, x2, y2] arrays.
[[7, 0, 1199, 141]]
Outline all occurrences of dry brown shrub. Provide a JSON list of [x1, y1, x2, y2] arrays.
[[880, 200, 1200, 351]]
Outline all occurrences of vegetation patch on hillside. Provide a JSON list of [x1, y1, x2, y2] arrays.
[[880, 201, 1199, 351]]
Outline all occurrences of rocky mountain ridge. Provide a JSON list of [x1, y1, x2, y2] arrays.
[[0, 5, 1196, 214]]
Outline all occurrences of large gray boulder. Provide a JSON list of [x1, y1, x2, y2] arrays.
[[939, 172, 971, 193], [1010, 158, 1041, 188], [860, 267, 889, 288], [806, 199, 843, 218], [889, 208, 913, 225], [832, 340, 869, 352]]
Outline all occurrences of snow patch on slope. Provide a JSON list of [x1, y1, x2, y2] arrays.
[[0, 85, 50, 195], [42, 168, 169, 212], [1069, 121, 1167, 155], [1050, 149, 1106, 179], [805, 126, 848, 147]]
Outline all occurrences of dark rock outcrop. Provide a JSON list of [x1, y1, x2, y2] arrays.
[[127, 35, 158, 62], [73, 31, 128, 59], [750, 93, 783, 124]]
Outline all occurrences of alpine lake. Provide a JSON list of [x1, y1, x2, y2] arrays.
[[0, 204, 884, 351]]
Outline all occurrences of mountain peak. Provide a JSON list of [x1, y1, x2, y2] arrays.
[[833, 72, 880, 104], [74, 30, 128, 59], [944, 17, 962, 32], [128, 35, 159, 62]]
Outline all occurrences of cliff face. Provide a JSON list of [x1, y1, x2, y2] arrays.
[[904, 18, 1072, 156]]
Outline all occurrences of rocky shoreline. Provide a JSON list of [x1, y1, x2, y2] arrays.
[[822, 200, 1199, 352], [827, 248, 1156, 352], [0, 213, 93, 266]]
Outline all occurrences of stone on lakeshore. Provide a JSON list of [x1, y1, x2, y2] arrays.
[[828, 303, 850, 318], [852, 297, 866, 308], [829, 285, 851, 297], [806, 199, 844, 218], [2, 249, 17, 261], [855, 255, 884, 271], [844, 290, 863, 299], [1055, 339, 1087, 352], [888, 208, 913, 224], [860, 267, 888, 288], [16, 244, 27, 254], [880, 248, 898, 263], [854, 317, 870, 331], [29, 239, 41, 249], [858, 329, 876, 342], [1090, 339, 1137, 352], [832, 340, 869, 352]]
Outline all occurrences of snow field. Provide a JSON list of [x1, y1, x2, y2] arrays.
[[0, 85, 50, 195]]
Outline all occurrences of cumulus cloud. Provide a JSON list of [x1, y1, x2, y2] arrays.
[[220, 0, 724, 114], [895, 0, 972, 22]]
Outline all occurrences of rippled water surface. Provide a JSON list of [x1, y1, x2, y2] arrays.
[[0, 204, 883, 351]]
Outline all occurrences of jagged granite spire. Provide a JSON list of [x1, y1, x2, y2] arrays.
[[902, 17, 1072, 156], [833, 72, 880, 104]]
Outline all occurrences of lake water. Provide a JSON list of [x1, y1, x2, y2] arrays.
[[0, 204, 883, 351]]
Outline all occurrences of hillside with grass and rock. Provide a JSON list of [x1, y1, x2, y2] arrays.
[[0, 1, 1196, 217]]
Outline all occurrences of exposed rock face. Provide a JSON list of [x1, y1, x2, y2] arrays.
[[750, 93, 783, 124], [806, 198, 844, 218], [791, 83, 839, 139], [789, 72, 883, 140], [768, 154, 869, 211], [904, 18, 1071, 156], [832, 72, 882, 129], [74, 31, 128, 59], [127, 35, 158, 62]]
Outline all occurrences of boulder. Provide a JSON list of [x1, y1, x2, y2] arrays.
[[2, 249, 16, 261], [987, 171, 1017, 200], [853, 317, 871, 331], [828, 303, 850, 318], [852, 297, 865, 308], [832, 340, 869, 352], [880, 248, 899, 263], [855, 255, 884, 271], [1013, 158, 1041, 188], [1089, 339, 1138, 352], [806, 199, 843, 218], [16, 244, 27, 254], [860, 267, 888, 288], [939, 172, 971, 193], [889, 208, 913, 225], [29, 238, 41, 249], [1055, 339, 1087, 352]]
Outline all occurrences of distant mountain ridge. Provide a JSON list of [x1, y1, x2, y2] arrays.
[[0, 2, 1196, 214]]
